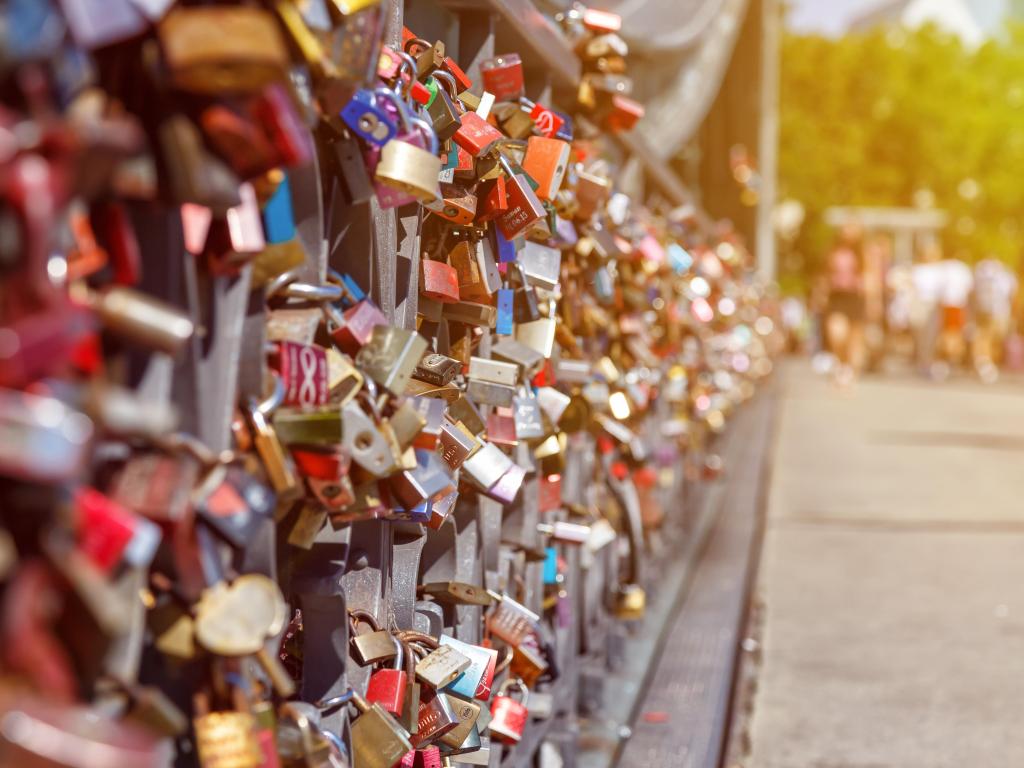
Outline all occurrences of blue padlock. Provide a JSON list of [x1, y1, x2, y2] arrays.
[[667, 243, 693, 274], [490, 226, 518, 264], [339, 88, 397, 147], [542, 547, 558, 584], [262, 173, 296, 244], [496, 289, 514, 336]]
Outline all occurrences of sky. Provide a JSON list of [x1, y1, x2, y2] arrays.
[[786, 0, 885, 33]]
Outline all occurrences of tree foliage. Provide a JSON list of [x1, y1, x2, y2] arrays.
[[780, 22, 1024, 287]]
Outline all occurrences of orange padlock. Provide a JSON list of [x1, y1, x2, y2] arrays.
[[521, 136, 571, 201]]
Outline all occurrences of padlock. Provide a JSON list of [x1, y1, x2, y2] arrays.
[[355, 325, 429, 395], [363, 88, 438, 209], [419, 260, 460, 305], [437, 420, 479, 471], [374, 132, 443, 204], [350, 610, 399, 666], [193, 710, 262, 768], [521, 137, 571, 201], [275, 341, 330, 409], [477, 176, 509, 223], [447, 240, 489, 303], [366, 635, 409, 716], [468, 356, 519, 387], [405, 37, 445, 78], [321, 689, 413, 768], [413, 353, 462, 386], [341, 400, 398, 477], [496, 161, 546, 241], [410, 687, 459, 748], [424, 71, 463, 143], [606, 94, 646, 133], [489, 679, 529, 743], [452, 112, 504, 157], [517, 241, 562, 291], [526, 100, 565, 139], [426, 184, 477, 226], [479, 53, 524, 100], [437, 695, 481, 751], [193, 465, 276, 550], [327, 298, 388, 354], [439, 636, 499, 701], [614, 583, 646, 620], [340, 88, 398, 146], [158, 6, 290, 94], [247, 387, 302, 503], [461, 442, 515, 491], [415, 644, 472, 689], [486, 594, 540, 647]]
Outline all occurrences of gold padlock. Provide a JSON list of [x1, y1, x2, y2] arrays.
[[375, 114, 443, 203]]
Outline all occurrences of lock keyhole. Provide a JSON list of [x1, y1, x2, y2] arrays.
[[355, 430, 374, 451]]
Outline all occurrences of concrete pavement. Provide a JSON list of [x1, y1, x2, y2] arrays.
[[741, 362, 1024, 768]]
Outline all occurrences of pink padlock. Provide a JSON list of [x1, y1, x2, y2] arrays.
[[489, 678, 530, 743]]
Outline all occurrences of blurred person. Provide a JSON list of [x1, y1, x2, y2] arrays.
[[781, 295, 809, 353], [1005, 260, 1024, 372], [971, 258, 1016, 381], [910, 243, 944, 378], [937, 254, 973, 371], [823, 224, 865, 384], [862, 234, 891, 371]]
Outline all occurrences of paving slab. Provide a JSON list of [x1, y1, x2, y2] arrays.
[[745, 363, 1024, 768]]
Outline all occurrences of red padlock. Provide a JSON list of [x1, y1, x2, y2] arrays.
[[479, 53, 524, 101], [496, 171, 546, 241], [365, 636, 408, 716], [329, 299, 388, 353], [452, 112, 504, 157], [275, 341, 329, 408], [605, 94, 645, 133], [421, 259, 461, 304], [477, 176, 509, 223], [489, 678, 530, 743]]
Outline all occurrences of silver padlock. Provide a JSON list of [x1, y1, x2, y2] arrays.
[[415, 644, 472, 689]]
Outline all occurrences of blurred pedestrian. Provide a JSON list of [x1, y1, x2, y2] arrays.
[[824, 225, 865, 384], [862, 234, 891, 371], [910, 242, 943, 378], [937, 255, 973, 371], [971, 258, 1016, 381]]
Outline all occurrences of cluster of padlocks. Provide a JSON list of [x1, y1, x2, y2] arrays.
[[0, 0, 777, 766]]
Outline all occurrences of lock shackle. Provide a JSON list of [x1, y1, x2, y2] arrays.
[[279, 703, 320, 758], [254, 372, 286, 416], [403, 37, 433, 56], [430, 70, 459, 100], [388, 634, 404, 670], [395, 52, 418, 101], [374, 86, 412, 135], [325, 268, 365, 305], [494, 644, 514, 675], [266, 268, 344, 303], [407, 114, 440, 156], [496, 677, 529, 704], [396, 629, 439, 650], [348, 608, 382, 632], [316, 688, 369, 713]]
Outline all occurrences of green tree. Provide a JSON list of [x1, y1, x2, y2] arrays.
[[780, 22, 1024, 289]]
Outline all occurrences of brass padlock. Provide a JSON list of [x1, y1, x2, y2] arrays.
[[350, 610, 399, 665], [375, 116, 443, 204], [355, 325, 430, 396]]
